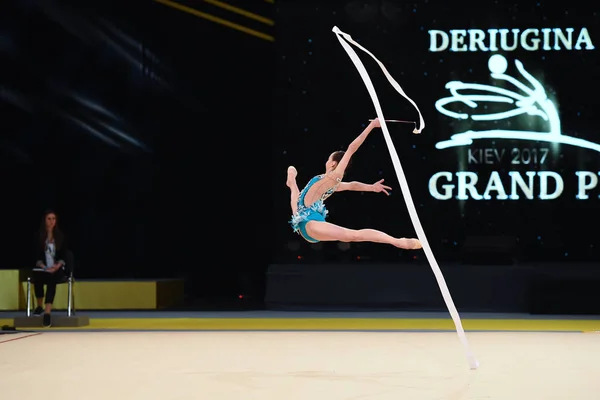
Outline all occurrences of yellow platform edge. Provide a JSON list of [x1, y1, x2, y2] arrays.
[[1, 318, 599, 332], [0, 270, 184, 311]]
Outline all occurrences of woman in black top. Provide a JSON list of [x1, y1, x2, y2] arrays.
[[33, 210, 68, 327]]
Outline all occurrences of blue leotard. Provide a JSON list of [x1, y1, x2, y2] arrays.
[[289, 174, 341, 243]]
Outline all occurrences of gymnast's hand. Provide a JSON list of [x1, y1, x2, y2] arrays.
[[370, 118, 381, 128], [371, 179, 391, 195]]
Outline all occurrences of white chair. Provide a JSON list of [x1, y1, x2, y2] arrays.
[[25, 250, 75, 317]]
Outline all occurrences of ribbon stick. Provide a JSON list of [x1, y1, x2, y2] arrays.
[[332, 26, 479, 370], [369, 119, 418, 131]]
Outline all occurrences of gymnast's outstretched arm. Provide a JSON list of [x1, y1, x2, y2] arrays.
[[330, 118, 381, 179], [336, 179, 391, 195]]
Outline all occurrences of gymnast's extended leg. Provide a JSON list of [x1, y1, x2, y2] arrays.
[[286, 166, 300, 214], [305, 220, 421, 249]]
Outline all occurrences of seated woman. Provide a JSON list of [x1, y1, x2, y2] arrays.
[[32, 210, 68, 327]]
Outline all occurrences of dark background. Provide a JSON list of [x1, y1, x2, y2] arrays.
[[1, 0, 599, 310], [0, 0, 274, 304]]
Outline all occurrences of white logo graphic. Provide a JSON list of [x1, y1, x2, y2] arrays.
[[434, 54, 600, 153]]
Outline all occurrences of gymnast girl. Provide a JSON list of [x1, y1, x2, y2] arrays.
[[287, 117, 422, 249]]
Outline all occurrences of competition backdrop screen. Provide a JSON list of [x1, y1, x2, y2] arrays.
[[273, 0, 600, 263]]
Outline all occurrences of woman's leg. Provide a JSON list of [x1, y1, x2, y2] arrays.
[[286, 166, 300, 214], [44, 282, 57, 313], [42, 281, 56, 326], [33, 273, 45, 312], [306, 220, 421, 249]]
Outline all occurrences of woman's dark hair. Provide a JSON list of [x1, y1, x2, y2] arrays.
[[331, 150, 351, 171], [38, 209, 64, 250]]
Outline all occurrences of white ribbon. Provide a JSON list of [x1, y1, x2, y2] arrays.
[[332, 26, 479, 370]]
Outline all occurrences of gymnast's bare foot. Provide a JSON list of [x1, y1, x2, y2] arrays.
[[286, 166, 297, 188], [395, 238, 422, 250]]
